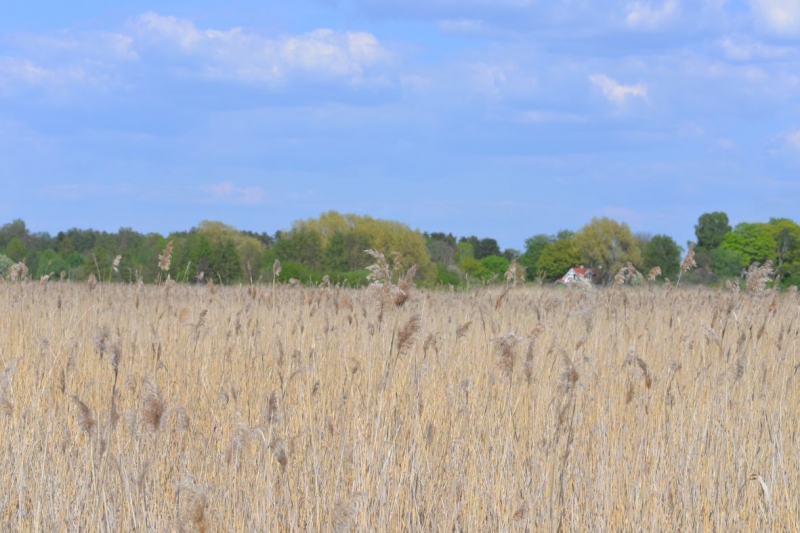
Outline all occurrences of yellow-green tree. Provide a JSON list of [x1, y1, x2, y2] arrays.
[[295, 211, 431, 275], [575, 217, 641, 281], [196, 221, 266, 279]]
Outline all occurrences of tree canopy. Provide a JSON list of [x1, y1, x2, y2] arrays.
[[642, 235, 682, 280], [695, 212, 731, 251], [2, 212, 800, 289], [536, 238, 582, 281], [575, 217, 641, 281]]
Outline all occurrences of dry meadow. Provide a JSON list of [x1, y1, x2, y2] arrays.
[[0, 278, 798, 531]]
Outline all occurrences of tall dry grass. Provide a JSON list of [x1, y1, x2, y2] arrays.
[[0, 278, 798, 531]]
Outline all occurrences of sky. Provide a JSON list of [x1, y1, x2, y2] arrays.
[[1, 1, 800, 251]]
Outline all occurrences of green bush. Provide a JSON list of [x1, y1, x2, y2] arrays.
[[277, 261, 323, 285], [434, 264, 461, 287]]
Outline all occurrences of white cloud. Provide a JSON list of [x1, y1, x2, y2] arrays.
[[749, 0, 800, 35], [625, 0, 680, 30], [0, 57, 87, 91], [130, 13, 392, 86], [718, 36, 793, 61], [717, 138, 737, 150], [438, 19, 486, 34], [0, 13, 392, 93], [787, 130, 800, 150], [463, 61, 538, 96], [200, 181, 266, 205], [11, 31, 138, 62], [589, 73, 647, 104], [518, 110, 585, 123], [0, 31, 137, 93]]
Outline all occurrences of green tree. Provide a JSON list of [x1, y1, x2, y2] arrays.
[[294, 211, 430, 275], [0, 219, 28, 249], [459, 237, 501, 259], [434, 264, 461, 286], [36, 249, 70, 279], [536, 239, 582, 282], [575, 217, 641, 281], [454, 242, 474, 264], [480, 255, 510, 280], [427, 239, 456, 266], [0, 254, 13, 278], [642, 235, 681, 280], [274, 228, 324, 272], [767, 218, 800, 282], [196, 221, 265, 279], [695, 212, 731, 251], [459, 257, 487, 279], [209, 237, 242, 283], [709, 248, 744, 278], [519, 234, 551, 280], [324, 231, 349, 272], [719, 222, 776, 267], [4, 237, 28, 262]]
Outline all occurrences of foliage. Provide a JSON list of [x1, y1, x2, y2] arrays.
[[294, 211, 430, 273], [719, 222, 776, 268], [274, 228, 324, 272], [536, 239, 582, 282], [276, 261, 323, 284], [642, 235, 681, 280], [519, 234, 551, 281], [767, 218, 800, 283], [324, 231, 371, 272], [0, 254, 12, 277], [2, 210, 799, 290], [426, 232, 457, 265], [427, 239, 456, 267], [480, 255, 510, 280], [574, 218, 641, 281], [709, 248, 744, 279], [459, 236, 501, 260], [454, 242, 474, 264], [0, 219, 28, 249], [433, 264, 461, 286], [458, 257, 487, 279], [4, 237, 28, 263], [695, 212, 731, 251]]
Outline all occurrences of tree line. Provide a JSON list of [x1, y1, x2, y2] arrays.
[[0, 210, 798, 287]]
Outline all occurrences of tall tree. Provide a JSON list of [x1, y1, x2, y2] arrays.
[[642, 235, 681, 280], [536, 239, 582, 282], [274, 228, 324, 271], [767, 218, 800, 274], [695, 212, 731, 251], [519, 234, 552, 281], [719, 222, 776, 267], [0, 219, 29, 249], [575, 217, 642, 281]]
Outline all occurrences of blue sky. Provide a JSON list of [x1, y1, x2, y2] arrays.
[[2, 0, 799, 250]]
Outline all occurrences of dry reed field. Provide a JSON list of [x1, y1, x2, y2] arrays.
[[0, 275, 798, 531]]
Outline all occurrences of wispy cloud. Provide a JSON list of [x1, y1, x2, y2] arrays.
[[518, 110, 585, 123], [589, 74, 647, 105], [129, 13, 392, 86], [787, 130, 800, 150], [625, 0, 680, 30], [200, 181, 266, 205], [717, 35, 793, 61], [750, 0, 800, 35], [0, 13, 393, 93], [438, 19, 486, 35]]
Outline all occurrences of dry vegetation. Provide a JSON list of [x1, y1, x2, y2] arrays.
[[0, 274, 798, 531]]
